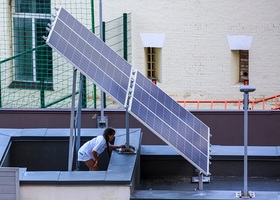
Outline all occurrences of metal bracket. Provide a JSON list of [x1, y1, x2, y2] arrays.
[[97, 116, 108, 128], [248, 191, 256, 198], [236, 191, 242, 198], [118, 144, 136, 154], [191, 176, 210, 183], [235, 191, 255, 198], [193, 169, 210, 191]]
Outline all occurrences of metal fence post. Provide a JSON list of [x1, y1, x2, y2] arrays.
[[0, 63, 2, 108], [123, 13, 128, 61], [40, 78, 45, 108]]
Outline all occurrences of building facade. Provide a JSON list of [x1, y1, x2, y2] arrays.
[[99, 0, 280, 101], [1, 0, 280, 108]]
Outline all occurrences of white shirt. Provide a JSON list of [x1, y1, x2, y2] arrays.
[[78, 135, 107, 161]]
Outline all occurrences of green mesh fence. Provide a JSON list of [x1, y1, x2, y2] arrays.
[[0, 0, 131, 109]]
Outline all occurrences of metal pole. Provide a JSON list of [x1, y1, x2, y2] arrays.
[[90, 0, 97, 109], [123, 13, 128, 61], [125, 107, 130, 149], [99, 0, 105, 123], [243, 91, 248, 196], [75, 74, 84, 170], [198, 172, 203, 190], [82, 76, 87, 108], [239, 84, 255, 197], [102, 21, 106, 108], [124, 13, 129, 148], [68, 68, 77, 171], [40, 78, 45, 108], [0, 63, 1, 108], [99, 0, 103, 40]]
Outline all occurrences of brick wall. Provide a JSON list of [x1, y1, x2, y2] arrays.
[[100, 0, 280, 101]]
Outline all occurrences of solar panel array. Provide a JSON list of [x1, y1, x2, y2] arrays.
[[46, 7, 131, 106], [45, 7, 210, 175], [130, 72, 210, 173]]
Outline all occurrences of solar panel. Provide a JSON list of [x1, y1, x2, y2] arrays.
[[46, 7, 132, 106], [130, 71, 210, 174], [45, 7, 210, 175]]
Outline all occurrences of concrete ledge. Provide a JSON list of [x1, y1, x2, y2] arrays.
[[0, 128, 142, 185], [140, 145, 280, 177], [131, 190, 280, 200], [141, 145, 280, 159]]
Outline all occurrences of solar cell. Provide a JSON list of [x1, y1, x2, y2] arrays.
[[46, 7, 131, 106], [45, 7, 210, 175], [130, 71, 210, 175], [135, 72, 209, 139]]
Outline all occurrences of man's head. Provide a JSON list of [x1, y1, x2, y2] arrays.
[[103, 127, 116, 142]]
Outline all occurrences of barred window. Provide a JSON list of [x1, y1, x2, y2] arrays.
[[11, 0, 53, 89], [145, 47, 161, 82], [239, 50, 249, 83]]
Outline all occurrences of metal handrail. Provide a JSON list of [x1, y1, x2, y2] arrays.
[[0, 44, 47, 64], [177, 94, 280, 110]]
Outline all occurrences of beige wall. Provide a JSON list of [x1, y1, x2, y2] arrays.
[[20, 185, 131, 200], [96, 0, 280, 101], [1, 1, 280, 106]]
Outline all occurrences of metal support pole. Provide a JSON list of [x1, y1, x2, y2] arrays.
[[82, 76, 87, 108], [102, 21, 106, 108], [90, 0, 97, 109], [124, 13, 129, 148], [239, 85, 255, 197], [123, 13, 128, 61], [0, 63, 1, 108], [198, 172, 203, 191], [40, 79, 45, 108], [118, 106, 135, 153], [99, 0, 104, 119], [125, 107, 130, 149], [68, 68, 77, 171], [98, 0, 106, 127], [75, 73, 84, 170], [243, 91, 249, 196], [99, 0, 103, 41]]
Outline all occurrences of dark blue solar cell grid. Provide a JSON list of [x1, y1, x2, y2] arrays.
[[47, 7, 210, 175], [130, 94, 209, 174], [133, 73, 209, 153], [135, 72, 209, 140], [132, 83, 208, 154], [48, 32, 127, 105], [47, 9, 131, 106], [58, 8, 132, 77], [56, 8, 130, 98], [130, 71, 210, 174]]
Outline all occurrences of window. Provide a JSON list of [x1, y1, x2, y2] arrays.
[[227, 35, 252, 84], [239, 50, 249, 82], [145, 47, 161, 82], [146, 47, 155, 79], [11, 0, 53, 90], [140, 33, 165, 83]]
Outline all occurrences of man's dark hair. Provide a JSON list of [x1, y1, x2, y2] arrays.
[[103, 127, 115, 139], [103, 127, 115, 158]]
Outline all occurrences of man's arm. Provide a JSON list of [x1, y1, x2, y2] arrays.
[[109, 144, 125, 150], [92, 150, 99, 168]]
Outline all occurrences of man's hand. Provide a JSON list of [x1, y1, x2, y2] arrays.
[[110, 144, 125, 150], [92, 161, 98, 171]]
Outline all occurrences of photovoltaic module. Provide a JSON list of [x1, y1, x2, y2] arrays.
[[45, 7, 211, 175]]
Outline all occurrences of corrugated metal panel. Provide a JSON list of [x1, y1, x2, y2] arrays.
[[0, 168, 20, 200]]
